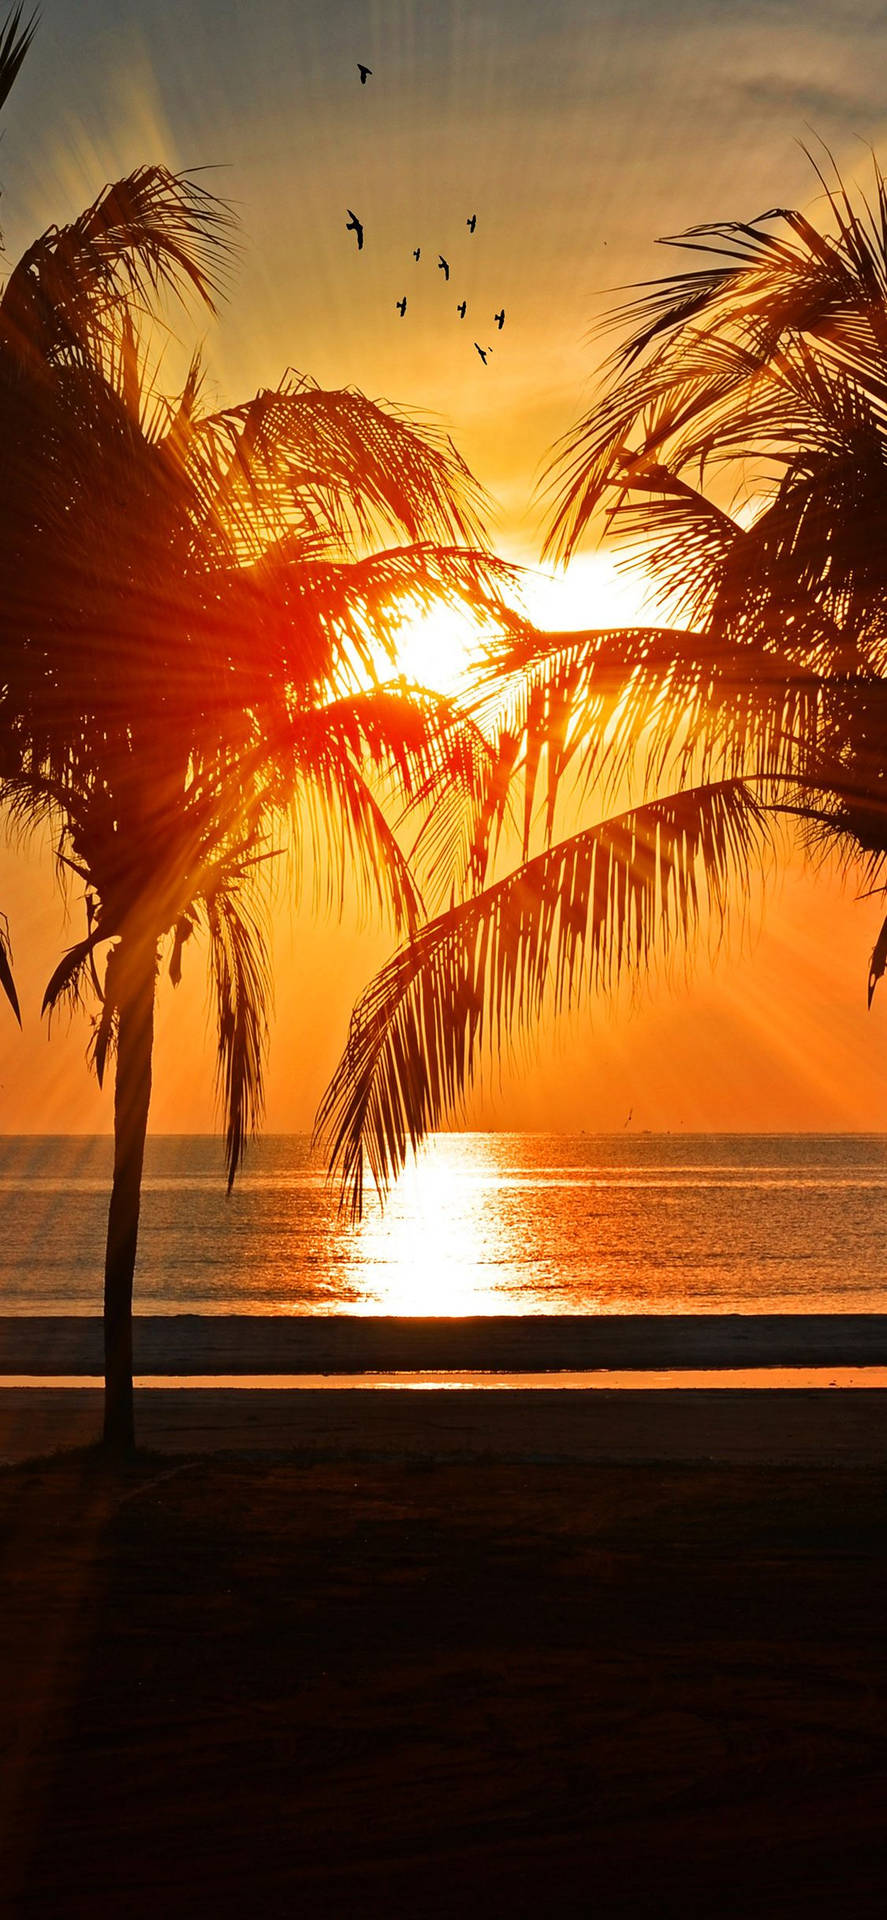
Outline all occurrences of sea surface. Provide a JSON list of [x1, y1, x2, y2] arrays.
[[1, 1132, 886, 1318]]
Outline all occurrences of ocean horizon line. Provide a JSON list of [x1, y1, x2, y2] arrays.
[[2, 1127, 887, 1141]]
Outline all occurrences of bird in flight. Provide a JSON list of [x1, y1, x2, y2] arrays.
[[346, 209, 364, 250], [623, 1107, 633, 1128], [412, 246, 421, 261], [438, 255, 450, 280], [474, 342, 490, 364], [396, 296, 407, 317], [456, 299, 467, 319], [466, 213, 477, 233], [357, 63, 372, 84], [494, 308, 505, 330]]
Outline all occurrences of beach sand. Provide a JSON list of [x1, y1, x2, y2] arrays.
[[5, 1381, 887, 1466], [2, 1396, 887, 1915]]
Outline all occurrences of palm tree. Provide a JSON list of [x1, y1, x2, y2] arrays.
[[7, 312, 516, 1449], [0, 16, 518, 1447], [320, 153, 887, 1210]]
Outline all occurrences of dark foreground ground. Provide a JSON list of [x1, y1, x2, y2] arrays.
[[2, 1443, 887, 1917]]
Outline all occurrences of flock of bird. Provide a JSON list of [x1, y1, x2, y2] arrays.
[[345, 63, 505, 366]]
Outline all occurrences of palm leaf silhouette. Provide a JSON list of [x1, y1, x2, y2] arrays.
[[0, 7, 35, 116], [319, 783, 764, 1213]]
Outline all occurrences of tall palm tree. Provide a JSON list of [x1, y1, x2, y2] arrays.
[[0, 15, 518, 1446], [320, 153, 887, 1210], [6, 308, 515, 1448]]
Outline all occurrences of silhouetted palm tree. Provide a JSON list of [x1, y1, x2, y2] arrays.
[[7, 306, 515, 1446], [320, 155, 887, 1209], [0, 17, 517, 1446], [7, 312, 515, 1445]]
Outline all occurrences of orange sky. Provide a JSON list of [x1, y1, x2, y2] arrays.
[[1, 0, 887, 1140]]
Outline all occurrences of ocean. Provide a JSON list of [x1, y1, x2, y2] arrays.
[[0, 1132, 886, 1319]]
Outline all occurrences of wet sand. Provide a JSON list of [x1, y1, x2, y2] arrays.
[[2, 1399, 887, 1915]]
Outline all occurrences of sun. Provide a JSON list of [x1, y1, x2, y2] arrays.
[[390, 553, 659, 695], [391, 598, 482, 694]]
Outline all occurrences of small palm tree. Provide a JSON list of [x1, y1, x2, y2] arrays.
[[320, 153, 887, 1209], [0, 15, 517, 1446]]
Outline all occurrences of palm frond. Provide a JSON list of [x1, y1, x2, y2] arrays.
[[205, 882, 271, 1189], [602, 208, 852, 370], [41, 928, 103, 1019], [542, 333, 771, 562], [0, 166, 234, 366], [868, 910, 887, 1006], [602, 466, 743, 625], [289, 723, 425, 933], [318, 781, 766, 1215], [210, 543, 525, 703], [0, 6, 36, 118], [474, 621, 822, 842], [0, 910, 19, 1023], [189, 377, 492, 561], [543, 157, 887, 563], [304, 683, 498, 905], [168, 910, 196, 987], [703, 358, 887, 658], [276, 542, 525, 686], [90, 975, 117, 1089]]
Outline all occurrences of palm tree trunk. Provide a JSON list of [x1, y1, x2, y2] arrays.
[[102, 934, 158, 1451]]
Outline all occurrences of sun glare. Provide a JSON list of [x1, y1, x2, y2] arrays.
[[391, 553, 660, 695], [392, 598, 481, 694], [344, 1135, 529, 1315], [520, 552, 662, 633]]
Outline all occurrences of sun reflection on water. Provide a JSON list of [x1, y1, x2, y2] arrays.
[[340, 1134, 532, 1316]]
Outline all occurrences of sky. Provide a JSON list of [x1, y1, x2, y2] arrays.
[[2, 0, 887, 1139]]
